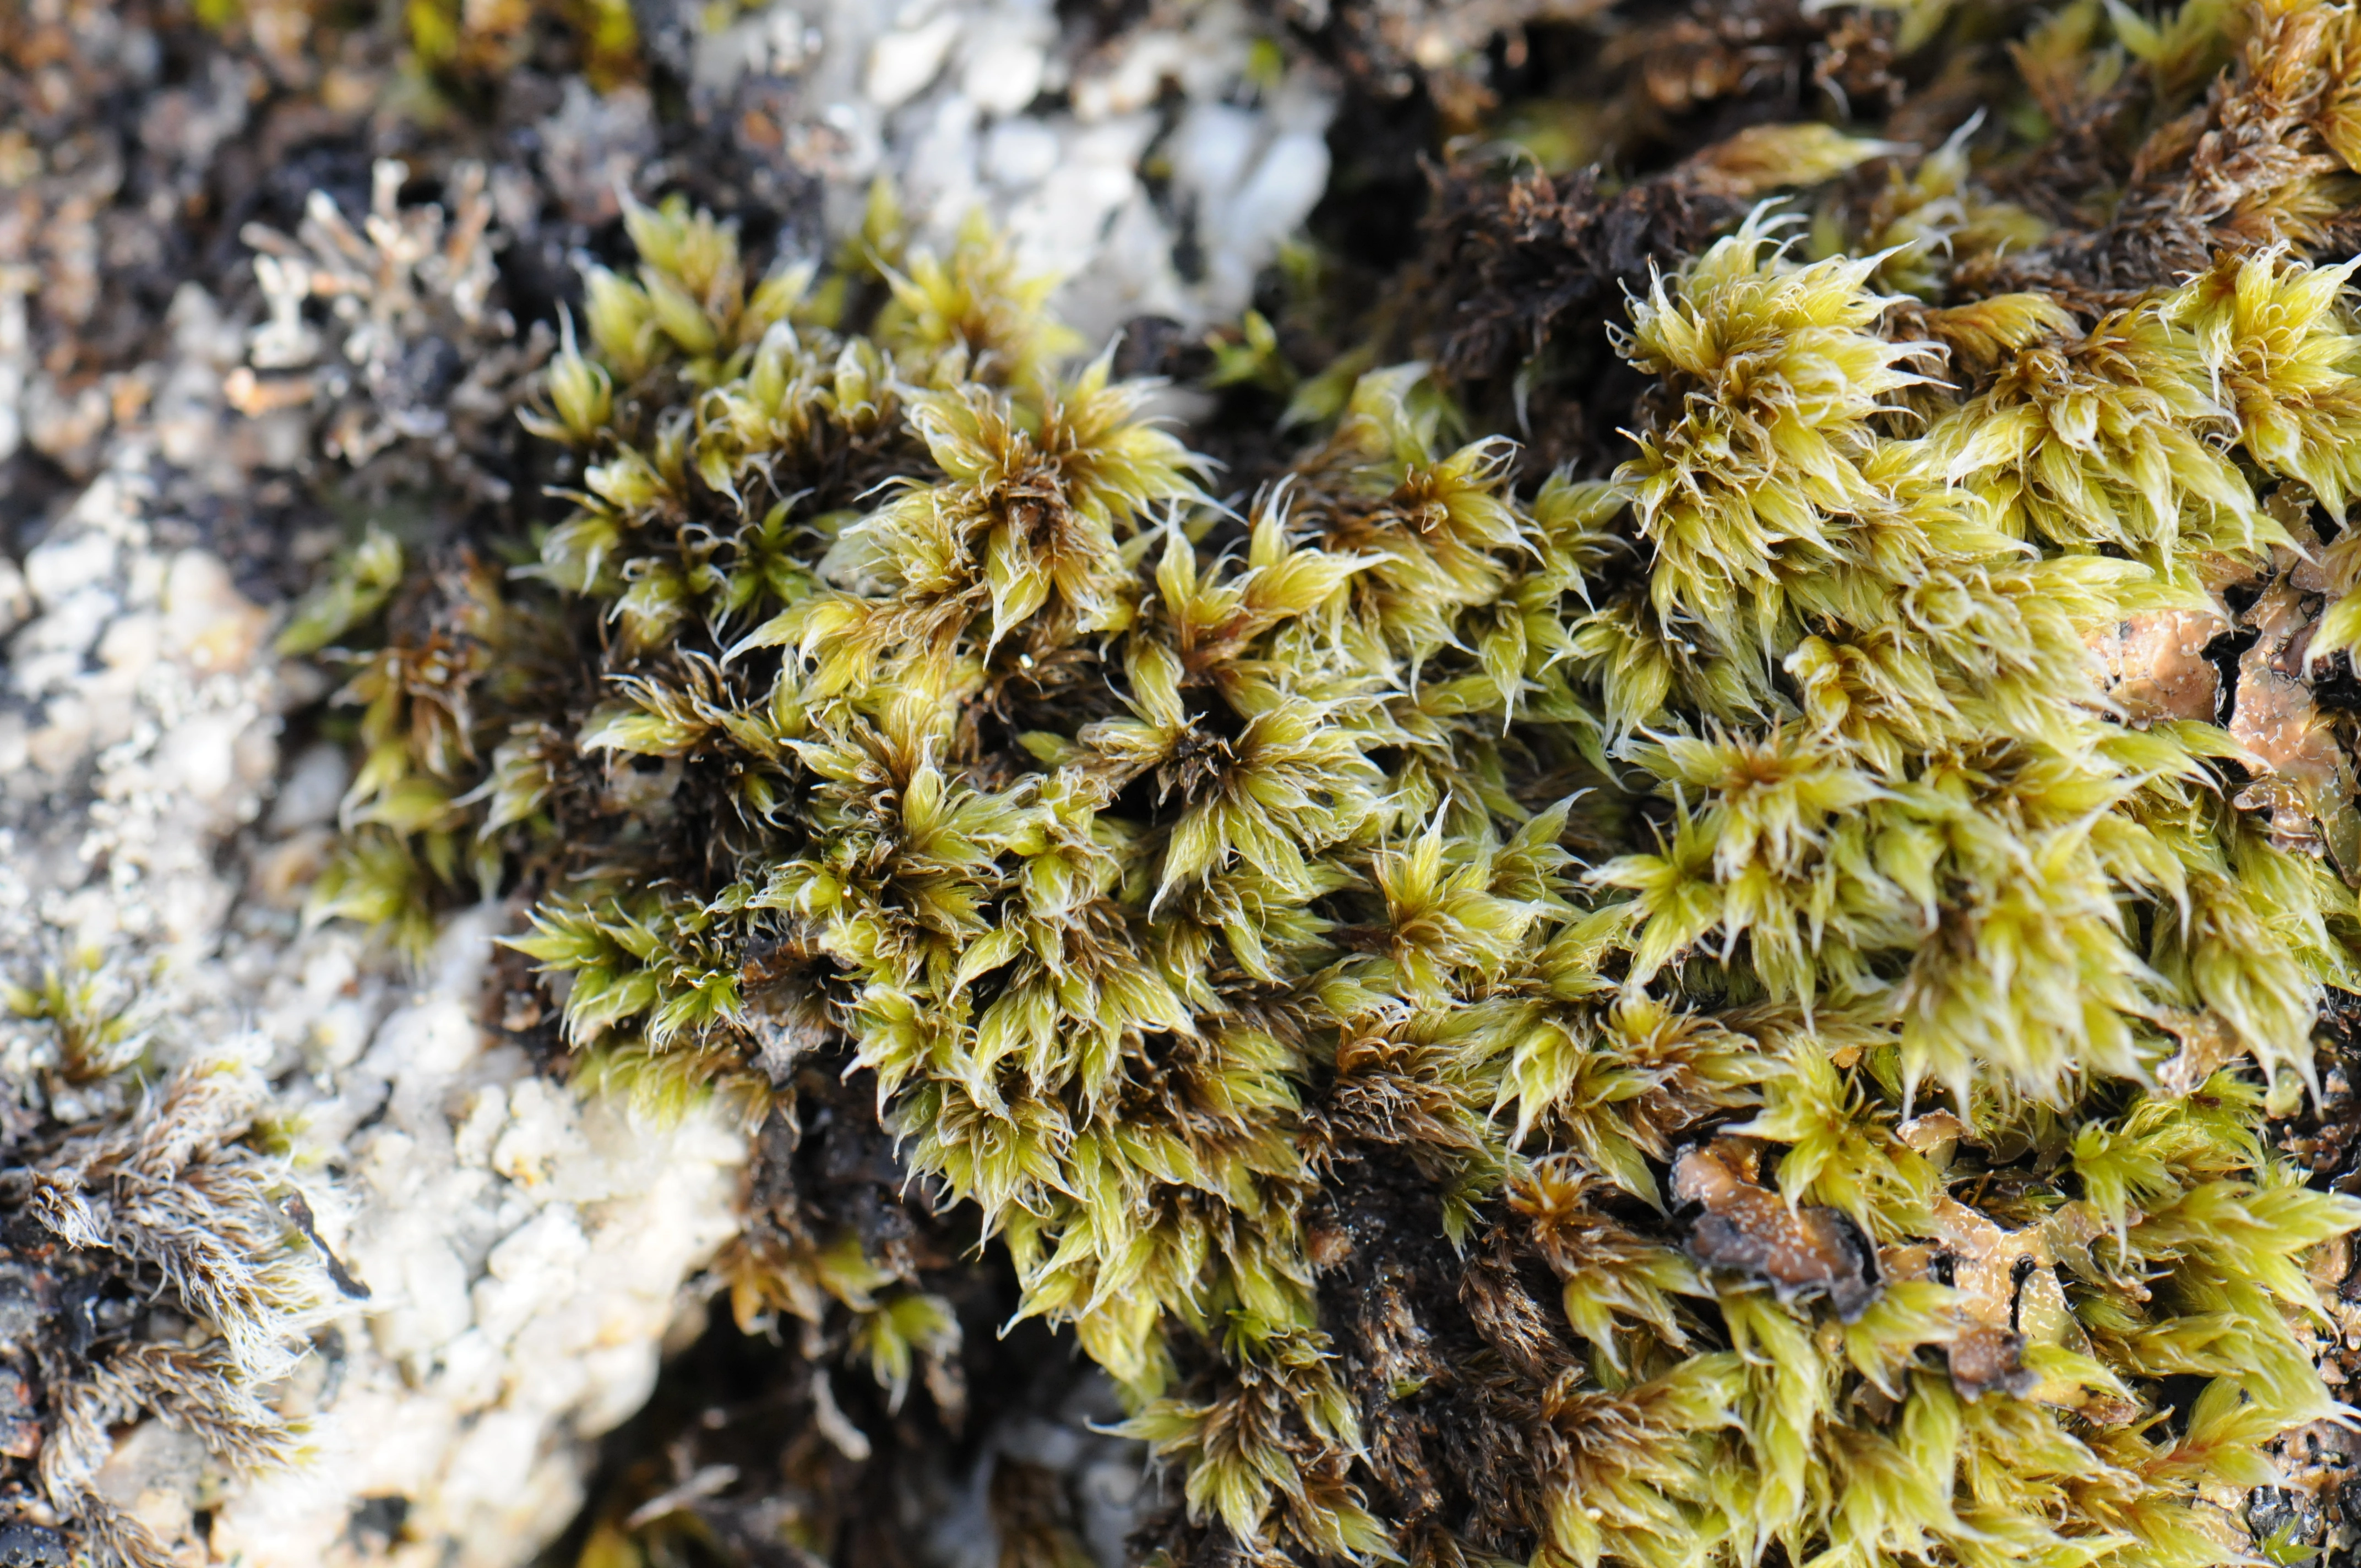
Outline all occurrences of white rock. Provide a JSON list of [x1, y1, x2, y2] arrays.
[[983, 116, 1060, 189], [368, 994, 492, 1093], [959, 34, 1046, 116], [363, 1223, 477, 1368], [572, 1341, 662, 1436], [13, 587, 119, 700], [152, 362, 223, 467], [490, 1077, 589, 1189], [475, 1208, 592, 1345], [436, 1326, 510, 1414], [436, 1407, 569, 1554], [453, 1084, 512, 1170], [902, 90, 987, 232], [93, 1420, 206, 1543], [1172, 101, 1263, 206], [94, 611, 159, 678], [268, 741, 349, 832], [156, 709, 246, 806], [25, 693, 94, 775], [866, 12, 962, 110], [23, 524, 119, 606], [1210, 129, 1331, 305], [162, 548, 267, 673]]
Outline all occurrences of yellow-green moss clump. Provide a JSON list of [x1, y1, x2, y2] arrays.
[[295, 14, 2361, 1566]]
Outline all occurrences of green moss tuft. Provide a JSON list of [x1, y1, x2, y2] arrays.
[[294, 8, 2361, 1561]]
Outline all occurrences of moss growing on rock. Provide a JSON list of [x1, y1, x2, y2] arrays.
[[278, 6, 2361, 1567]]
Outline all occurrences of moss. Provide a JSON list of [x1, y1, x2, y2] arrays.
[[285, 4, 2361, 1566], [2, 1049, 332, 1568]]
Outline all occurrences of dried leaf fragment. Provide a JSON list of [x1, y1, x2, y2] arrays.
[[2156, 1007, 2246, 1097], [2231, 574, 2361, 869], [2090, 607, 2230, 723], [1672, 1140, 1880, 1321], [1886, 1196, 2126, 1412]]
